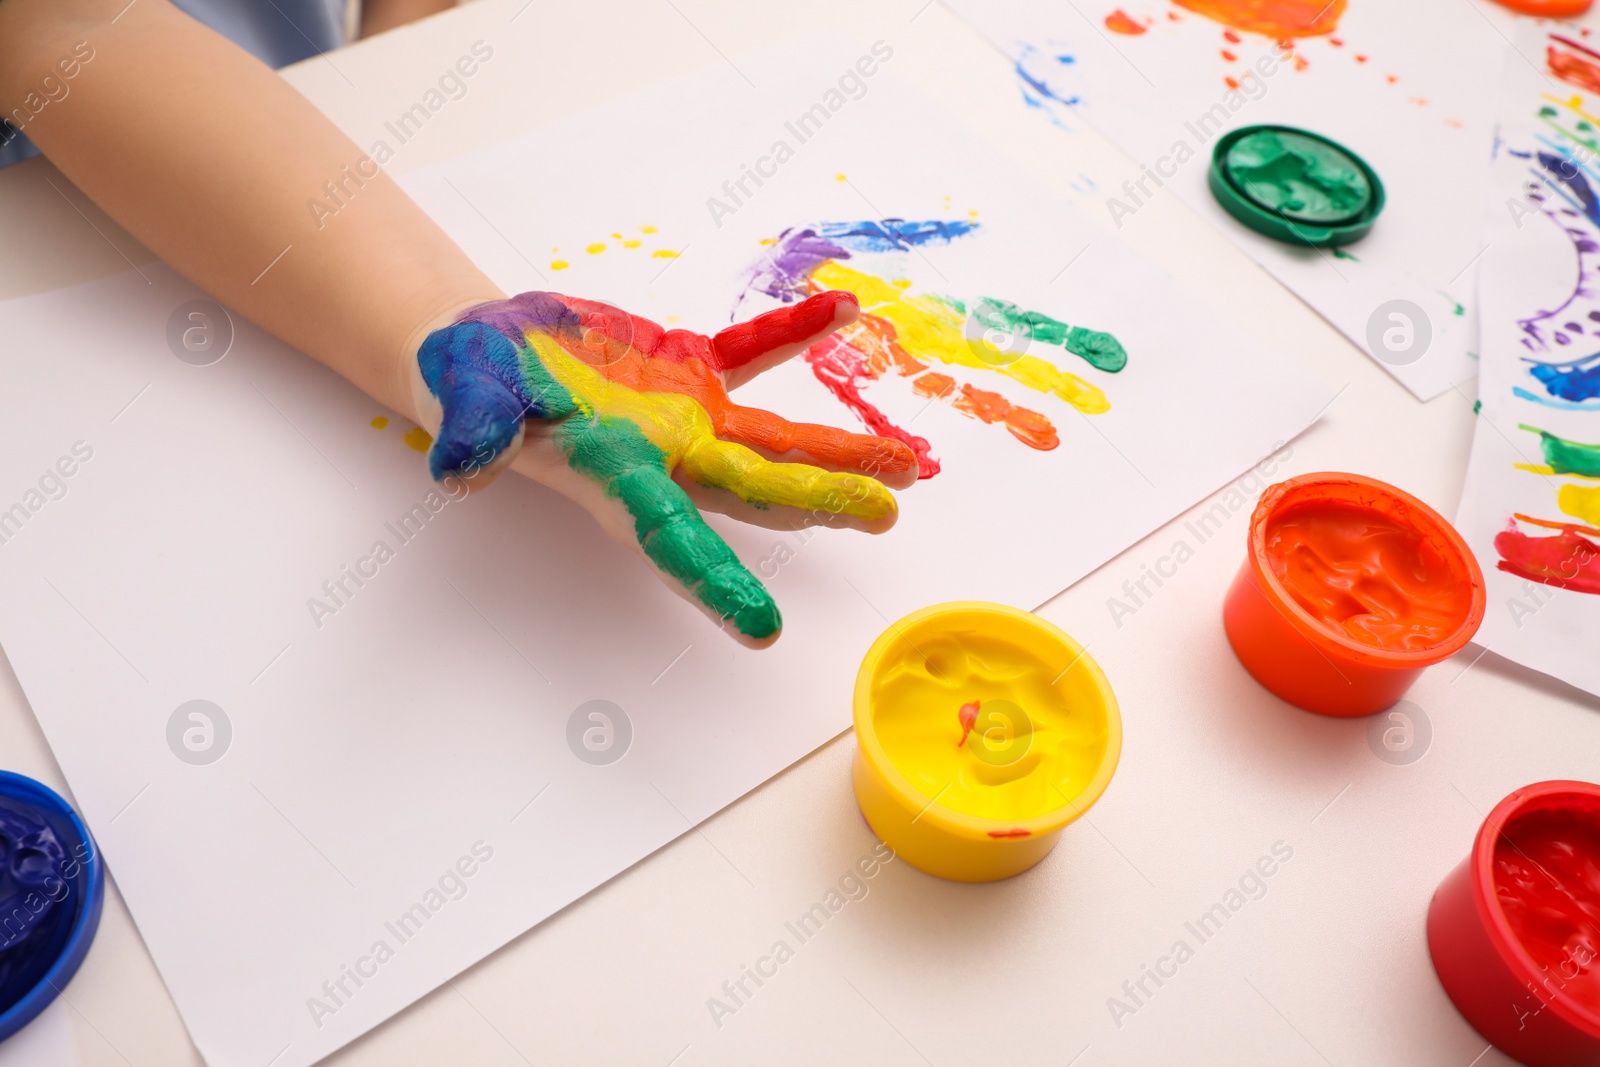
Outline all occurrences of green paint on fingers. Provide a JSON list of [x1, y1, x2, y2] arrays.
[[559, 414, 780, 638]]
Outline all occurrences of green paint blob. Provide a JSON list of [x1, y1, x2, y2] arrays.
[[971, 298, 1128, 372], [1223, 129, 1372, 225], [1473, 399, 1482, 415], [558, 413, 780, 638], [1522, 425, 1600, 478]]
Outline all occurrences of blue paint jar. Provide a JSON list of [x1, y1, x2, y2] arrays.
[[0, 771, 104, 1043]]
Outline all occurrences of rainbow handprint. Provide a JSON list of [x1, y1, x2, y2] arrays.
[[415, 290, 914, 642], [738, 219, 1128, 478]]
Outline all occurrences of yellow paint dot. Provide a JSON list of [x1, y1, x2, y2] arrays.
[[370, 416, 389, 430], [403, 427, 433, 453], [611, 232, 623, 239], [666, 315, 683, 324], [586, 243, 607, 254], [968, 210, 979, 217], [623, 239, 641, 249], [759, 237, 777, 246], [651, 249, 680, 259], [641, 225, 658, 234], [834, 173, 847, 181], [551, 259, 569, 270]]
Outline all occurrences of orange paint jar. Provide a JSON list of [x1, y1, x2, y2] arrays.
[[1223, 473, 1485, 717]]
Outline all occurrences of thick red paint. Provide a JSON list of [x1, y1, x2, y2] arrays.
[[1495, 521, 1600, 595], [987, 828, 1033, 838], [958, 701, 980, 747], [710, 290, 859, 371], [1493, 807, 1600, 1011]]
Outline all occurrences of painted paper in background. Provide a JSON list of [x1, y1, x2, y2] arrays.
[[1457, 18, 1600, 699], [0, 39, 1331, 1067], [943, 0, 1511, 400]]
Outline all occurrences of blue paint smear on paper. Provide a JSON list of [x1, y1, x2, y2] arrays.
[[743, 218, 980, 304]]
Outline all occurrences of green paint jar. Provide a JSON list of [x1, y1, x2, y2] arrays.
[[1208, 125, 1385, 247]]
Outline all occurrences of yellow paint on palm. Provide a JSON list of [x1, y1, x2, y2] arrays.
[[1559, 482, 1600, 526], [814, 262, 1111, 415], [519, 330, 897, 522]]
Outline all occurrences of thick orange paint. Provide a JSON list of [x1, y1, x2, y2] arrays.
[[1105, 9, 1147, 33], [1263, 501, 1475, 651], [1171, 0, 1345, 37]]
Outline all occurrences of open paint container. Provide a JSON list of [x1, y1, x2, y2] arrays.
[[1427, 780, 1600, 1067], [1223, 473, 1485, 717], [851, 601, 1121, 882], [0, 771, 105, 1042]]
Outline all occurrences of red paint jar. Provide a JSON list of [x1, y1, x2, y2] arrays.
[[1428, 781, 1600, 1067], [1223, 473, 1485, 717]]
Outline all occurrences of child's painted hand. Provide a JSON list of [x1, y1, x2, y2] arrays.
[[413, 290, 917, 646]]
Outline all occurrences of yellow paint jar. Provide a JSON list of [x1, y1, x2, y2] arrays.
[[851, 602, 1121, 882]]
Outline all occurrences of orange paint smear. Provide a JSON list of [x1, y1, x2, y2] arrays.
[[1170, 0, 1345, 37], [947, 384, 1061, 450], [1550, 45, 1600, 96], [1222, 49, 1238, 61], [1263, 501, 1475, 651], [1105, 8, 1147, 33], [1225, 76, 1241, 89]]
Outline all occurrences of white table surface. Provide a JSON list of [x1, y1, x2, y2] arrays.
[[1, 1, 1594, 1064]]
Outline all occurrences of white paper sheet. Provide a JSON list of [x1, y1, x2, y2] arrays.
[[944, 0, 1510, 399], [1457, 18, 1600, 699], [0, 39, 1331, 1066]]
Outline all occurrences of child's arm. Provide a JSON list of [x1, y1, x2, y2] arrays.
[[0, 0, 912, 643], [0, 0, 501, 421]]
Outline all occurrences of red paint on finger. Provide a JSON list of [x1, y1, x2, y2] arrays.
[[709, 290, 859, 371]]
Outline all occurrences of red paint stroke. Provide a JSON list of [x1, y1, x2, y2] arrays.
[[1225, 75, 1241, 89], [1170, 0, 1345, 37], [958, 701, 980, 747], [1552, 33, 1600, 62], [1495, 518, 1600, 595], [1223, 29, 1241, 42], [1294, 55, 1309, 71], [1105, 9, 1147, 33], [1549, 42, 1600, 96], [1329, 36, 1343, 46], [987, 828, 1033, 838], [1221, 49, 1238, 61], [804, 334, 939, 478]]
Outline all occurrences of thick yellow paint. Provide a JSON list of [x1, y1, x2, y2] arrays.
[[651, 249, 680, 259], [586, 243, 607, 254], [623, 239, 641, 249], [521, 331, 896, 521], [813, 262, 1111, 414], [1559, 482, 1600, 526], [403, 426, 433, 453], [867, 628, 1110, 820], [551, 260, 569, 271], [370, 416, 389, 430]]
